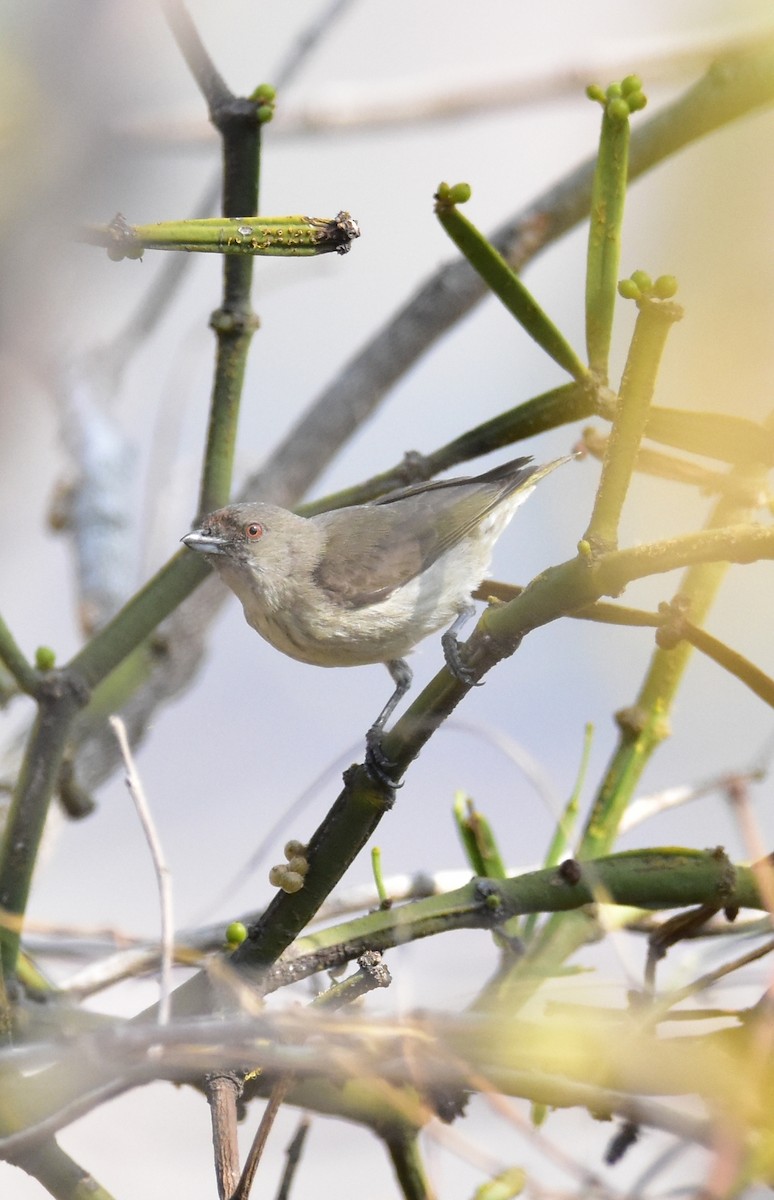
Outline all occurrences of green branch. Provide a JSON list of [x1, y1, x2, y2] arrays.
[[0, 614, 38, 696], [81, 213, 360, 259], [259, 847, 762, 988], [583, 287, 682, 553], [435, 183, 587, 382], [584, 77, 646, 377], [0, 678, 89, 976]]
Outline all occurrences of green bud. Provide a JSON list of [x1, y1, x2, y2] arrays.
[[124, 244, 144, 260], [586, 84, 606, 104], [654, 274, 678, 299], [626, 90, 647, 113], [35, 646, 56, 671], [577, 538, 593, 559], [617, 278, 640, 300], [473, 1166, 526, 1200], [254, 82, 276, 102], [606, 97, 630, 122], [606, 82, 623, 99], [621, 74, 642, 96], [225, 921, 247, 947], [631, 269, 652, 293], [435, 181, 451, 201], [448, 182, 472, 205], [257, 105, 274, 124], [531, 1101, 548, 1127]]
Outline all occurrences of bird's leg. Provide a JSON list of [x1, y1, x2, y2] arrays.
[[441, 604, 482, 686], [364, 658, 413, 787]]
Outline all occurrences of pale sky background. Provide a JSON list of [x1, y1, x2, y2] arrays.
[[1, 1, 773, 1196]]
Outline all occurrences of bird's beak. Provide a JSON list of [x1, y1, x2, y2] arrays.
[[182, 529, 227, 555]]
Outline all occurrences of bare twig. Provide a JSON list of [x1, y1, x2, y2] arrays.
[[120, 26, 773, 145], [272, 0, 358, 91], [110, 716, 173, 1025], [621, 767, 766, 834], [160, 0, 232, 112], [275, 1117, 310, 1200], [235, 953, 391, 1200], [234, 1076, 293, 1200], [206, 1070, 243, 1200]]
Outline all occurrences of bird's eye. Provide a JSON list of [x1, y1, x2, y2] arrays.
[[244, 522, 264, 540]]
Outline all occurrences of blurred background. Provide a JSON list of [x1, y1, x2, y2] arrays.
[[1, 1, 773, 1195]]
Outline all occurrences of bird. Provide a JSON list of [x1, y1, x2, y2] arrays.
[[182, 455, 567, 781]]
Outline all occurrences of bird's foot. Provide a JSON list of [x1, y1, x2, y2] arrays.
[[365, 726, 403, 790], [442, 631, 483, 687]]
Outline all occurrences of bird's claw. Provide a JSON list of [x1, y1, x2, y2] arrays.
[[365, 726, 403, 790], [442, 633, 482, 687]]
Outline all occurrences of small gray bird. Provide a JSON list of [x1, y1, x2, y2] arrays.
[[182, 456, 565, 778]]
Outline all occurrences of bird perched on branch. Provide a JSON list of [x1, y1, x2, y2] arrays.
[[183, 455, 567, 783]]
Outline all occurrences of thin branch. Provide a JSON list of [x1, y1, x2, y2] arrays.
[[0, 613, 38, 696], [235, 952, 391, 1200], [122, 26, 774, 145], [272, 0, 358, 90], [234, 1076, 293, 1200], [160, 0, 232, 113], [205, 1071, 243, 1200], [110, 716, 173, 1025], [15, 1138, 117, 1200], [477, 582, 774, 713], [0, 675, 88, 977], [240, 849, 765, 991], [274, 1117, 311, 1200]]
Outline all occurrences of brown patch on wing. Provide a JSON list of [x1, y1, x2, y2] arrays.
[[313, 460, 537, 610], [313, 506, 429, 608]]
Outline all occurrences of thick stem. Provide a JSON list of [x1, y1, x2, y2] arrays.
[[0, 676, 88, 978], [583, 297, 682, 552], [198, 95, 261, 519]]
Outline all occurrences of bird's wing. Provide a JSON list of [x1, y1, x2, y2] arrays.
[[313, 474, 528, 610]]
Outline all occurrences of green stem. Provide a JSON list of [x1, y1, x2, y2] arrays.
[[302, 382, 592, 515], [585, 481, 760, 859], [521, 725, 592, 941], [231, 767, 395, 973], [453, 794, 507, 880], [680, 621, 774, 710], [198, 91, 262, 518], [0, 614, 38, 696], [481, 588, 774, 711], [583, 296, 682, 552], [82, 213, 359, 258], [624, 404, 774, 467], [262, 848, 762, 984], [480, 478, 764, 1012], [385, 1132, 435, 1200], [67, 549, 208, 690], [15, 1140, 116, 1200], [436, 193, 587, 382], [0, 678, 88, 977], [585, 93, 633, 377]]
